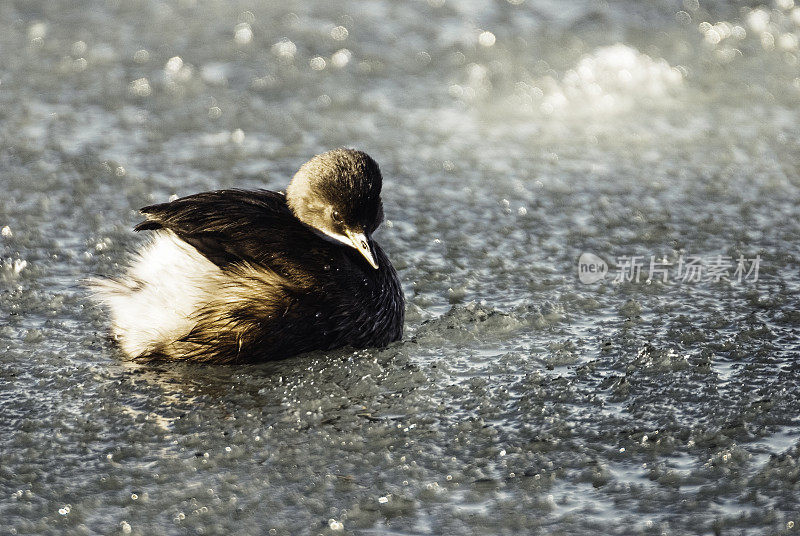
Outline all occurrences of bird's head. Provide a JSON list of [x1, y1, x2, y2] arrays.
[[286, 148, 385, 269]]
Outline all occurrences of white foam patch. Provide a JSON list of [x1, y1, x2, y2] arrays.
[[536, 44, 684, 115], [90, 231, 220, 357]]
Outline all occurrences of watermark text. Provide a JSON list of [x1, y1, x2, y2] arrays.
[[578, 253, 761, 284]]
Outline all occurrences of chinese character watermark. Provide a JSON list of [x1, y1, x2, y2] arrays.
[[577, 253, 761, 284]]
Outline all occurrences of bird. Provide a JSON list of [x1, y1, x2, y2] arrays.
[[91, 148, 405, 363]]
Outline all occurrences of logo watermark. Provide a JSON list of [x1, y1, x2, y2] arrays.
[[578, 253, 761, 284], [577, 252, 608, 284]]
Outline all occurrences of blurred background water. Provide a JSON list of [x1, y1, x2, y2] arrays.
[[1, 0, 800, 534]]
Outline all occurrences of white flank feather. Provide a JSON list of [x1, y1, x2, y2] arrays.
[[90, 231, 221, 357]]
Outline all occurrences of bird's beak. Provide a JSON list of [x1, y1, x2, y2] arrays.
[[345, 229, 379, 269]]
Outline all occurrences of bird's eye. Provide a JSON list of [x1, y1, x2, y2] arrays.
[[332, 210, 342, 223]]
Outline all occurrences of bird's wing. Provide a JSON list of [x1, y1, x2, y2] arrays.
[[134, 189, 325, 270]]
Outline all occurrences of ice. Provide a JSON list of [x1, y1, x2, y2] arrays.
[[1, 1, 800, 535]]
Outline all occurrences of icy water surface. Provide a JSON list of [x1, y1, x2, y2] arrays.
[[2, 0, 800, 534]]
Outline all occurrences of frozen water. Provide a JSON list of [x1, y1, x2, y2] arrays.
[[1, 1, 800, 535]]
